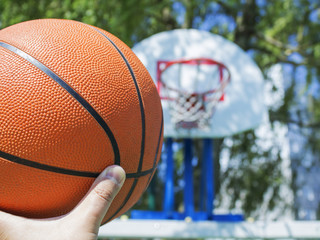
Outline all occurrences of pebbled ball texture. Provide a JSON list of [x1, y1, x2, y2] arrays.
[[0, 19, 163, 224]]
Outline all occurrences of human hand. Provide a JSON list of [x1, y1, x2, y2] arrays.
[[0, 165, 126, 240]]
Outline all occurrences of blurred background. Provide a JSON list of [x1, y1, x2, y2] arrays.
[[1, 0, 319, 222]]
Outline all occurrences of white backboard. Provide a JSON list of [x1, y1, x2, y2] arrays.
[[133, 29, 267, 138]]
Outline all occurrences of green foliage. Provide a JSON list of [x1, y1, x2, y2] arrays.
[[0, 0, 176, 46], [221, 130, 284, 216]]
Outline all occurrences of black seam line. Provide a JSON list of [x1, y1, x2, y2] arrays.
[[104, 119, 161, 222], [90, 28, 146, 173], [0, 150, 99, 178], [0, 150, 155, 178], [105, 123, 161, 222], [82, 25, 147, 223], [126, 167, 155, 178], [146, 114, 163, 187], [92, 29, 147, 223], [104, 178, 139, 224], [0, 41, 120, 166]]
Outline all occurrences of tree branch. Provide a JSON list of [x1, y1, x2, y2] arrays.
[[256, 32, 298, 54]]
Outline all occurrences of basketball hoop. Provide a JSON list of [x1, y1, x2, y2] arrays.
[[157, 58, 231, 130]]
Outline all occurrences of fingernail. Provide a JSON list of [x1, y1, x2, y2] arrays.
[[103, 165, 126, 186]]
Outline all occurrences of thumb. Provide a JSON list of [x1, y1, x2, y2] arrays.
[[68, 165, 126, 231]]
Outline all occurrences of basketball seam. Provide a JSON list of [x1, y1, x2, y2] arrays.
[[102, 108, 164, 224], [0, 150, 156, 178], [146, 115, 163, 187], [88, 26, 148, 222], [0, 150, 98, 178], [0, 41, 120, 166], [89, 27, 146, 172]]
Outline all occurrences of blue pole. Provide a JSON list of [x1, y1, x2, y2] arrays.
[[200, 144, 206, 211], [204, 139, 214, 219], [163, 138, 174, 218], [184, 138, 194, 218]]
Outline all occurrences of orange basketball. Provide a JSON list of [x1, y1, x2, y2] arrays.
[[0, 19, 163, 224]]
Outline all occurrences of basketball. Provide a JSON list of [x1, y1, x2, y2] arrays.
[[0, 19, 163, 223]]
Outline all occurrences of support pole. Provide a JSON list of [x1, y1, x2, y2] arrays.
[[164, 138, 174, 218], [203, 139, 214, 219], [200, 141, 206, 211], [184, 138, 194, 218]]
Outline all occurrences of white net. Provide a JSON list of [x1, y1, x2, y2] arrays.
[[167, 92, 220, 130], [158, 58, 230, 131]]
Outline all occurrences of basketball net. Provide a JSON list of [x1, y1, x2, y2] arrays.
[[157, 58, 231, 130]]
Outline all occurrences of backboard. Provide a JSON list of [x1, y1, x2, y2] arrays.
[[132, 29, 267, 138]]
